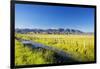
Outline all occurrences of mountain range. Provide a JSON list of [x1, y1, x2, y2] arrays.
[[15, 28, 93, 35]]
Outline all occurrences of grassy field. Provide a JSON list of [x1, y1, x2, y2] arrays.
[[15, 33, 94, 65], [15, 40, 59, 65]]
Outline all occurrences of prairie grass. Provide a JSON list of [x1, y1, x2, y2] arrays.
[[15, 40, 57, 65], [15, 33, 94, 65]]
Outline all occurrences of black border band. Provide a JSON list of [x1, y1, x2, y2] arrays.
[[11, 1, 97, 69]]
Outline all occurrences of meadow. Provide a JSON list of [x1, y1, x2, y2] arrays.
[[15, 33, 94, 65], [15, 40, 59, 65]]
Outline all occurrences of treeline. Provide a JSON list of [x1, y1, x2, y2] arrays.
[[15, 28, 85, 34]]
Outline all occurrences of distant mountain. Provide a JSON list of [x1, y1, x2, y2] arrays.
[[15, 28, 91, 34]]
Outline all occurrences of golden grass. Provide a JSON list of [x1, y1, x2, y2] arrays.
[[15, 33, 95, 63]]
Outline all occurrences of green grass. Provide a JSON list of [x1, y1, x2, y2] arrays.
[[15, 33, 95, 65], [15, 40, 57, 65]]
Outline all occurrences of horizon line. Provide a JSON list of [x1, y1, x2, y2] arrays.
[[15, 28, 94, 33]]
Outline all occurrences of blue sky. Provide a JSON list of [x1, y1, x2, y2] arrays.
[[15, 4, 95, 32]]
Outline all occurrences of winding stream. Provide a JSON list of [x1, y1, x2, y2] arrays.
[[16, 37, 78, 63]]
